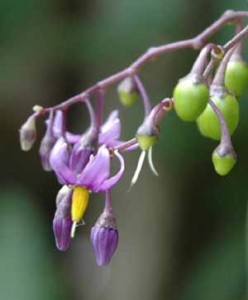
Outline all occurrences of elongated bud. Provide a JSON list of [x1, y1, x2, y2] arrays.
[[117, 77, 139, 106], [212, 144, 236, 176], [19, 115, 37, 151], [53, 185, 73, 251], [90, 210, 118, 266], [39, 113, 57, 171]]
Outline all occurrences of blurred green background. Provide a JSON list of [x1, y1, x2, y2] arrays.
[[1, 0, 248, 299]]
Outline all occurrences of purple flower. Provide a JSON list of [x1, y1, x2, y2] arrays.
[[52, 110, 122, 148], [49, 141, 124, 192], [53, 185, 73, 251], [90, 210, 119, 266]]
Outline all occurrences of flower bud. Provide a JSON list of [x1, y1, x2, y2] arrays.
[[19, 116, 37, 151], [173, 74, 209, 121], [117, 77, 139, 106], [225, 55, 248, 97], [53, 186, 73, 251], [90, 210, 118, 266], [39, 115, 57, 171], [212, 145, 236, 176]]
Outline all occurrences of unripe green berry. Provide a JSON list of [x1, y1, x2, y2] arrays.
[[225, 60, 248, 97], [117, 77, 139, 106], [212, 148, 236, 176], [197, 94, 239, 140], [173, 75, 209, 122]]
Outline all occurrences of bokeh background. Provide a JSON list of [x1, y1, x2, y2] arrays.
[[1, 0, 248, 299]]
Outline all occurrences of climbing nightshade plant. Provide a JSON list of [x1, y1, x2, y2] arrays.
[[19, 10, 248, 266]]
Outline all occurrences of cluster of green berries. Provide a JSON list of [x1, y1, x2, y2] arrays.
[[173, 47, 248, 176]]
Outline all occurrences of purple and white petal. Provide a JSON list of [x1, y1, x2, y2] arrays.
[[49, 137, 76, 184], [98, 150, 125, 192], [69, 142, 92, 173], [78, 146, 110, 191], [99, 110, 121, 147]]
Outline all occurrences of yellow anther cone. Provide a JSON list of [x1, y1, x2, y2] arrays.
[[71, 186, 89, 222]]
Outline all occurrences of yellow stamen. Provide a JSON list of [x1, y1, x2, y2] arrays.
[[71, 186, 89, 223]]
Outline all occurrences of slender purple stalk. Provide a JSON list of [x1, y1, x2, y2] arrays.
[[133, 75, 151, 116]]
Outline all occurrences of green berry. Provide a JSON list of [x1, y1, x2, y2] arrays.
[[197, 94, 239, 140], [212, 150, 236, 176], [117, 77, 139, 106], [173, 75, 209, 122], [225, 60, 248, 97]]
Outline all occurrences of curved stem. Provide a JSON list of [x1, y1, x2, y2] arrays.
[[35, 10, 248, 116], [212, 47, 236, 86], [209, 99, 232, 147], [96, 89, 104, 129], [104, 190, 112, 214], [133, 75, 151, 116]]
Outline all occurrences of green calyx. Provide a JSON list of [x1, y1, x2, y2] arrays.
[[173, 76, 209, 122], [197, 94, 239, 141], [118, 90, 139, 106], [225, 60, 248, 97], [136, 134, 157, 151], [212, 150, 236, 176]]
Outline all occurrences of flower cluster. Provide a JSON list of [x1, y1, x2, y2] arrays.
[[19, 10, 248, 266]]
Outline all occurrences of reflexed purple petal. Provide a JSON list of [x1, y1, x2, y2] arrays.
[[97, 150, 125, 192], [78, 146, 110, 191], [49, 138, 76, 184], [39, 116, 57, 171], [65, 132, 81, 144], [69, 143, 92, 174], [90, 226, 119, 266], [99, 110, 121, 147], [52, 111, 64, 138]]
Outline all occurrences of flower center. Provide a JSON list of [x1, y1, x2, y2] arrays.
[[71, 186, 89, 237]]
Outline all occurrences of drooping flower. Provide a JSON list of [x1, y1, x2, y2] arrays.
[[49, 141, 124, 236]]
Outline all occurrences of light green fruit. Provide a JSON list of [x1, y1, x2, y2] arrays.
[[225, 60, 248, 97], [173, 77, 209, 122], [197, 94, 239, 141], [212, 151, 236, 176], [136, 135, 157, 151], [118, 90, 139, 106]]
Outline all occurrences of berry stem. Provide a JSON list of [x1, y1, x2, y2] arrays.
[[33, 10, 248, 117]]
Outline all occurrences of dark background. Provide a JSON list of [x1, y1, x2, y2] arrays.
[[1, 0, 248, 299]]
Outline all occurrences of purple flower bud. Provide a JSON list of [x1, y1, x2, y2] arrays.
[[90, 211, 119, 266], [19, 116, 37, 151], [53, 186, 73, 251], [39, 113, 57, 171]]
